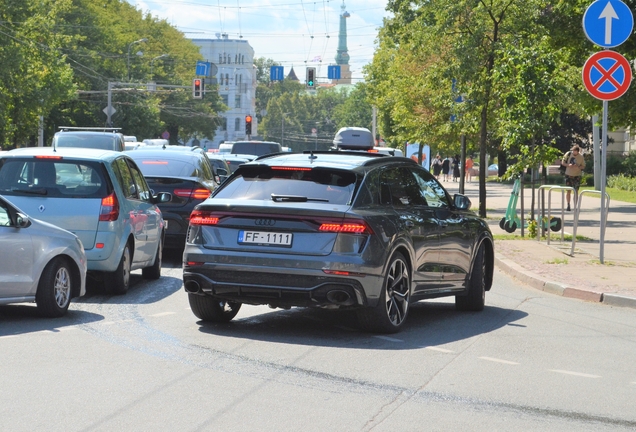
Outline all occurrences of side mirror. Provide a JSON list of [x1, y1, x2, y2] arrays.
[[453, 194, 471, 210], [216, 168, 228, 176], [154, 192, 172, 203], [16, 213, 32, 228], [219, 175, 228, 183]]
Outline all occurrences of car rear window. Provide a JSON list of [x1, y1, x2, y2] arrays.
[[231, 142, 281, 156], [54, 134, 119, 150], [214, 166, 357, 205], [0, 158, 108, 198], [134, 157, 203, 177]]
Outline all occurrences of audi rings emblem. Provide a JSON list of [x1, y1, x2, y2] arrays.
[[255, 219, 276, 226]]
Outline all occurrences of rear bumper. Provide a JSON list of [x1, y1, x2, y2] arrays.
[[183, 265, 382, 309]]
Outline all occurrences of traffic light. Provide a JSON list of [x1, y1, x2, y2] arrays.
[[306, 67, 316, 88], [245, 115, 253, 135], [192, 78, 204, 99]]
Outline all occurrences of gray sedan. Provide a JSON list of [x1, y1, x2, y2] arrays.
[[0, 196, 86, 317]]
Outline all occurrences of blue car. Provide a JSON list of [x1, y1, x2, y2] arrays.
[[0, 147, 171, 294]]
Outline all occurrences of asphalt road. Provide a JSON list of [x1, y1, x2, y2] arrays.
[[1, 250, 635, 431]]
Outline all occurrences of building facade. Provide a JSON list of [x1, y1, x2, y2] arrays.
[[190, 35, 257, 149]]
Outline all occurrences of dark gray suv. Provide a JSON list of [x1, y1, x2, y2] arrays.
[[182, 151, 495, 333]]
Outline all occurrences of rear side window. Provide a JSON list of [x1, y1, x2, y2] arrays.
[[214, 166, 357, 205], [0, 158, 108, 198], [231, 142, 281, 156]]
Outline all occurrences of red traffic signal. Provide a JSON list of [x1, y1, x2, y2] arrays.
[[193, 78, 204, 99], [245, 115, 253, 135]]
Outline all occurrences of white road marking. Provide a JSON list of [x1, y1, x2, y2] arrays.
[[549, 369, 601, 378], [373, 335, 403, 343], [425, 346, 454, 353], [149, 311, 176, 317], [479, 356, 519, 365]]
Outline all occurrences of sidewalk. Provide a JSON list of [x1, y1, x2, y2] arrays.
[[443, 178, 636, 309]]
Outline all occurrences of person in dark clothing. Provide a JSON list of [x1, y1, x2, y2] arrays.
[[431, 154, 442, 179], [452, 155, 460, 181], [441, 156, 450, 181]]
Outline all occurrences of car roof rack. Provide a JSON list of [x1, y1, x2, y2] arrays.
[[57, 126, 122, 132]]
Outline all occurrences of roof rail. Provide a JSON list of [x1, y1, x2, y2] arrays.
[[57, 126, 122, 132]]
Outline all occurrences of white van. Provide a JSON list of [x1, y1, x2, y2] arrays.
[[372, 147, 404, 157], [218, 143, 233, 154]]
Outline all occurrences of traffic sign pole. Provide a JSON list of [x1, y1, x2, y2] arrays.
[[581, 0, 633, 263]]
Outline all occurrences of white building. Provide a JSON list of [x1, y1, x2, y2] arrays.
[[190, 34, 257, 149]]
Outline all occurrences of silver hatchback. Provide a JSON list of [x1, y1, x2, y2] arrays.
[[0, 196, 87, 316], [0, 147, 171, 294]]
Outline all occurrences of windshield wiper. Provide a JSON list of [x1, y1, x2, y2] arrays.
[[11, 187, 48, 195], [271, 194, 328, 203]]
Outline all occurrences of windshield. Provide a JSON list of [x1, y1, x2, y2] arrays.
[[215, 166, 356, 205]]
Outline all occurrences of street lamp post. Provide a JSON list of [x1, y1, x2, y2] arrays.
[[150, 54, 168, 80], [127, 38, 148, 81]]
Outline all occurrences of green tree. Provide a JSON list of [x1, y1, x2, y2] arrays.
[[0, 0, 76, 148]]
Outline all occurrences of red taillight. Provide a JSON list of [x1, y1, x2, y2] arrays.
[[189, 210, 219, 225], [99, 192, 119, 221], [318, 221, 371, 234], [192, 189, 211, 200], [271, 166, 311, 171], [174, 188, 211, 200]]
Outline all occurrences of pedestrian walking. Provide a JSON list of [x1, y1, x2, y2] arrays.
[[452, 155, 460, 181], [561, 145, 585, 211], [465, 155, 474, 183], [441, 156, 450, 181], [431, 154, 442, 179]]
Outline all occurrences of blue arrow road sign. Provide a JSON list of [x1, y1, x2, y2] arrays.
[[328, 65, 341, 80], [583, 0, 633, 48], [196, 61, 210, 77], [270, 66, 284, 81]]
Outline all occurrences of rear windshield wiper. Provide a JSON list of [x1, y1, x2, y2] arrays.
[[271, 194, 328, 203], [10, 187, 48, 195]]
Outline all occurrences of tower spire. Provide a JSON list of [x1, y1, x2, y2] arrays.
[[333, 1, 352, 84]]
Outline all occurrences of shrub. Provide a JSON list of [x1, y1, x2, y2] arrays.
[[607, 174, 636, 191], [622, 151, 636, 177]]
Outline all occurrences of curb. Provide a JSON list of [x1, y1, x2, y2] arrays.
[[495, 256, 636, 309]]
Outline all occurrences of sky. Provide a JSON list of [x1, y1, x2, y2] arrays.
[[127, 0, 391, 83]]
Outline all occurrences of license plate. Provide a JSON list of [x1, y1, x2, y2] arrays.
[[238, 231, 293, 246]]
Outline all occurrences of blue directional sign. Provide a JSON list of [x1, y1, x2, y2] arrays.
[[270, 66, 284, 81], [583, 0, 633, 48], [196, 61, 211, 77], [328, 65, 341, 80]]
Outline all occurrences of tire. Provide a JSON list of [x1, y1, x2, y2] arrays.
[[456, 244, 486, 312], [106, 243, 131, 295], [357, 252, 410, 334], [142, 237, 162, 280], [550, 217, 562, 232], [188, 293, 242, 322], [499, 217, 506, 230], [503, 220, 517, 233], [36, 257, 73, 318]]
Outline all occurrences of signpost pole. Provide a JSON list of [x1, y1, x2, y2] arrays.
[[600, 100, 608, 263]]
